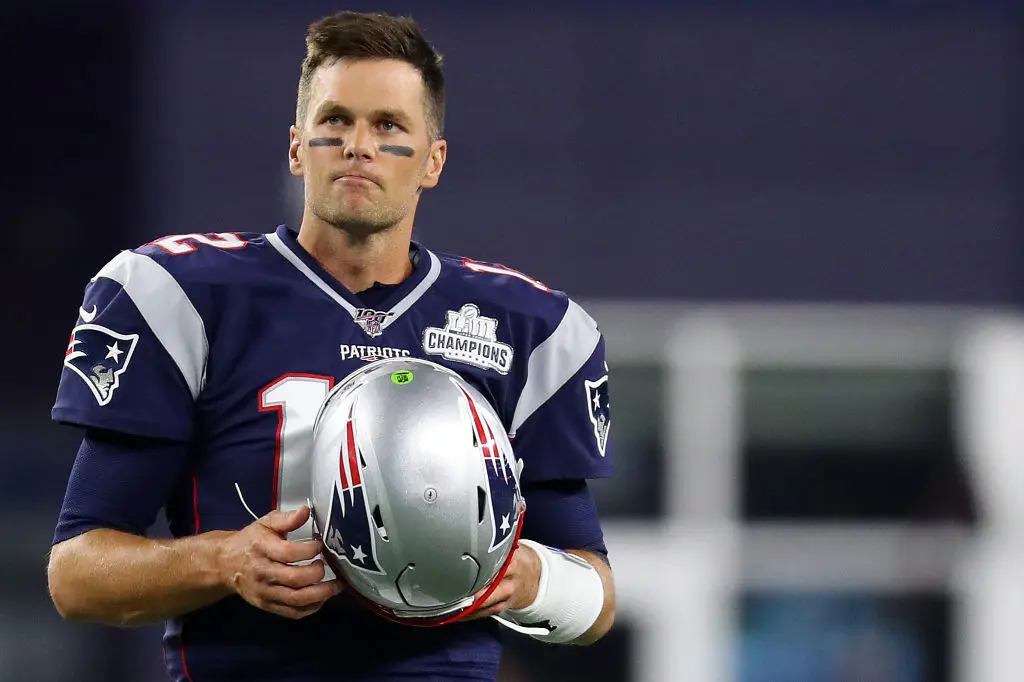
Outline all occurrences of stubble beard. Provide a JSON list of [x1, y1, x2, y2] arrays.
[[308, 188, 407, 239]]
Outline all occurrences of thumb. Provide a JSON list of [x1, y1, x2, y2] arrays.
[[259, 505, 310, 534]]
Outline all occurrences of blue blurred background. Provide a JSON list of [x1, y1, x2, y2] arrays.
[[1, 1, 1020, 680]]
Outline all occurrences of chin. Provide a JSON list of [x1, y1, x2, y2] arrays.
[[321, 210, 395, 237], [310, 196, 407, 236]]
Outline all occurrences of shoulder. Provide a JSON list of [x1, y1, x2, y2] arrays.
[[122, 230, 272, 287], [82, 231, 272, 344], [430, 249, 597, 334]]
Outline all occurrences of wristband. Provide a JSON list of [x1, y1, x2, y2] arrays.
[[494, 539, 604, 644]]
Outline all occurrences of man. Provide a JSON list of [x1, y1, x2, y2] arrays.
[[47, 11, 616, 682]]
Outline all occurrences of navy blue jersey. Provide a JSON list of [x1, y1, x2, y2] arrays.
[[52, 225, 613, 682]]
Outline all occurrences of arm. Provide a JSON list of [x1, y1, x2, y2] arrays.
[[49, 527, 231, 626], [480, 297, 618, 643], [49, 249, 339, 625], [49, 509, 328, 626], [47, 431, 338, 626], [564, 549, 616, 645]]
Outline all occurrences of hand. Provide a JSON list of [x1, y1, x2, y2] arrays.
[[464, 542, 542, 620], [217, 505, 343, 619]]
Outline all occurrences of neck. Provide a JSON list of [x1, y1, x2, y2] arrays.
[[296, 214, 415, 293]]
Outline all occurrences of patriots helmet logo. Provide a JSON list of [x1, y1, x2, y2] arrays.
[[323, 405, 384, 574], [458, 385, 519, 553], [64, 324, 139, 406], [584, 374, 611, 457]]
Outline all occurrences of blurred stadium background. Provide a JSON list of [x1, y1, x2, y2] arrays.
[[1, 1, 1020, 680]]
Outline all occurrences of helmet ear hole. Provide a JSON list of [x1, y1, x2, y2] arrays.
[[372, 504, 389, 541], [477, 486, 487, 524]]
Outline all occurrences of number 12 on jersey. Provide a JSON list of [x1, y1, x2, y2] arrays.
[[258, 374, 334, 542]]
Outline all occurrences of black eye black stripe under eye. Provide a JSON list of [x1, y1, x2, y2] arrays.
[[379, 145, 414, 157], [306, 138, 414, 157]]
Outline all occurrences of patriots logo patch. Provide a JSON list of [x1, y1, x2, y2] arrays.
[[584, 374, 610, 457], [64, 324, 139, 406]]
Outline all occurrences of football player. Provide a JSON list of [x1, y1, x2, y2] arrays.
[[47, 10, 616, 682]]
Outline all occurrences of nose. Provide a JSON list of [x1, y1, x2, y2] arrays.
[[344, 122, 376, 161]]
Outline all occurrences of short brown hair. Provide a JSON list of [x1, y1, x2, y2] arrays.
[[296, 11, 445, 139]]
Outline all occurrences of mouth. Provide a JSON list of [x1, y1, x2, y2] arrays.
[[334, 173, 380, 188]]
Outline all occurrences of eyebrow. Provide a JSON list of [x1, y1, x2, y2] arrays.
[[314, 102, 413, 127]]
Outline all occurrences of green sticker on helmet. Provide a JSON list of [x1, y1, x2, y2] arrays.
[[391, 370, 414, 385]]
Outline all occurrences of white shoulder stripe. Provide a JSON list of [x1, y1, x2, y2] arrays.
[[509, 299, 601, 436], [95, 251, 208, 399]]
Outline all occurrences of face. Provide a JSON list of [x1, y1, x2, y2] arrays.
[[289, 58, 446, 236]]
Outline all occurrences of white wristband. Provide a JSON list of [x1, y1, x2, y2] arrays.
[[494, 539, 604, 644]]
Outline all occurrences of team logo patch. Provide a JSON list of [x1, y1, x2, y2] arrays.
[[339, 344, 411, 363], [422, 304, 513, 375], [584, 374, 611, 457], [354, 308, 393, 338], [64, 324, 139, 406]]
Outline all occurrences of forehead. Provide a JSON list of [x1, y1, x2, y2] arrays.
[[308, 58, 427, 117]]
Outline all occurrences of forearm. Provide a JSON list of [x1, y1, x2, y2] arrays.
[[566, 549, 616, 645], [48, 528, 232, 626]]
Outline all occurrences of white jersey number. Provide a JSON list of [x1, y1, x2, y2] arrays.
[[151, 232, 248, 255], [258, 374, 334, 542]]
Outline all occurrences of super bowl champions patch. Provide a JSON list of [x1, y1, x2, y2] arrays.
[[64, 324, 139, 406], [422, 304, 513, 374]]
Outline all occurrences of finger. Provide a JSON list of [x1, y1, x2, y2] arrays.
[[259, 536, 323, 564], [263, 559, 327, 589], [474, 600, 510, 619], [464, 597, 510, 621], [264, 580, 342, 609], [260, 599, 327, 620], [258, 505, 311, 535], [473, 580, 514, 613]]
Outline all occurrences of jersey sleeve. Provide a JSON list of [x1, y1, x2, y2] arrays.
[[508, 299, 614, 482], [54, 430, 191, 544], [51, 250, 207, 441]]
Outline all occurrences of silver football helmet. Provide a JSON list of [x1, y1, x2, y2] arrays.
[[309, 357, 526, 626]]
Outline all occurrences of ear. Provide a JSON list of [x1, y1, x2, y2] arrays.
[[288, 125, 304, 178], [419, 138, 447, 190]]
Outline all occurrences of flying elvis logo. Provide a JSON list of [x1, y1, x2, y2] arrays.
[[64, 324, 139, 406]]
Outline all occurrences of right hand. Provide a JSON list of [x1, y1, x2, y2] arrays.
[[218, 505, 343, 619]]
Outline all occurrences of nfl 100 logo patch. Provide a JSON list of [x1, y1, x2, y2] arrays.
[[354, 308, 393, 338], [422, 304, 513, 374]]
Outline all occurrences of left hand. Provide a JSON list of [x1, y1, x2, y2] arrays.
[[464, 542, 542, 620]]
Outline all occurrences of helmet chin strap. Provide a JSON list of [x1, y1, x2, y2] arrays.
[[490, 614, 551, 637], [235, 482, 260, 522]]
